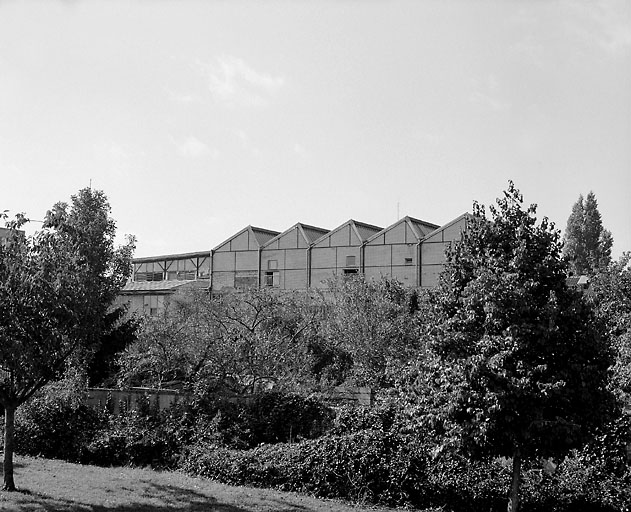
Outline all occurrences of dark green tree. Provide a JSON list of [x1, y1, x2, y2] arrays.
[[563, 191, 613, 275], [429, 182, 616, 512], [0, 189, 133, 491], [589, 253, 631, 404]]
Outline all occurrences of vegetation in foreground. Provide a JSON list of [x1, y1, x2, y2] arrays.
[[0, 455, 397, 512], [3, 183, 630, 511], [12, 383, 631, 512]]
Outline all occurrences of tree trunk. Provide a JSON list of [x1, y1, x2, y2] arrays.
[[507, 451, 522, 512], [3, 405, 16, 491]]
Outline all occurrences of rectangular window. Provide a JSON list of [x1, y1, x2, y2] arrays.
[[264, 271, 279, 287], [135, 271, 163, 282], [268, 259, 278, 270], [167, 271, 196, 280], [405, 257, 413, 265], [144, 295, 160, 316], [343, 268, 359, 275], [345, 255, 356, 267]]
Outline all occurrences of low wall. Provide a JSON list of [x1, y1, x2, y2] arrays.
[[329, 386, 374, 406], [86, 387, 182, 414], [87, 385, 374, 414]]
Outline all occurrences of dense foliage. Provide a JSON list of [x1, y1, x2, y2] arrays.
[[118, 287, 320, 392], [425, 182, 617, 511], [118, 276, 421, 393], [15, 388, 629, 511], [563, 191, 613, 275], [0, 188, 134, 490], [5, 182, 630, 510]]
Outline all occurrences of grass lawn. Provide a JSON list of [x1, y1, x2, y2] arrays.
[[0, 455, 396, 512]]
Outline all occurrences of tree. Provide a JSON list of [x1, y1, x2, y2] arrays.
[[318, 275, 423, 389], [118, 287, 320, 394], [0, 188, 133, 491], [563, 191, 613, 275], [588, 253, 631, 404], [429, 182, 616, 512]]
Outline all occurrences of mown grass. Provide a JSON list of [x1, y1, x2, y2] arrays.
[[0, 455, 396, 512]]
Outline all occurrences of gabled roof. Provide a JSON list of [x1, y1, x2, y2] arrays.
[[251, 226, 281, 246], [213, 225, 280, 252], [407, 216, 441, 237], [312, 219, 383, 248], [354, 220, 384, 242], [366, 216, 440, 245], [262, 222, 330, 249], [300, 223, 331, 244], [422, 213, 472, 243]]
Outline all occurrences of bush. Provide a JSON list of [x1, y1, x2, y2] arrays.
[[15, 388, 106, 462], [189, 391, 334, 449], [82, 395, 188, 469], [182, 428, 432, 508]]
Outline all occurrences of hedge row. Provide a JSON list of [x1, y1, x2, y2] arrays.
[[181, 433, 630, 512], [13, 388, 631, 511]]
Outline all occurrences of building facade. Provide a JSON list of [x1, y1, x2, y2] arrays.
[[120, 212, 470, 315]]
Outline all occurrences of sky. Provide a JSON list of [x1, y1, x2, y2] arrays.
[[1, 0, 629, 259]]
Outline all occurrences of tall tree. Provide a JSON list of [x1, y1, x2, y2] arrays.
[[563, 191, 613, 275], [0, 188, 133, 491], [429, 182, 616, 512]]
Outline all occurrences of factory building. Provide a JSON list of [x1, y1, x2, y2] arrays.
[[119, 212, 470, 315]]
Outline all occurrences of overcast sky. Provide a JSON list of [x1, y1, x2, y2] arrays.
[[1, 0, 629, 259]]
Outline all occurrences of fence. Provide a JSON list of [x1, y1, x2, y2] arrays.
[[87, 385, 374, 414]]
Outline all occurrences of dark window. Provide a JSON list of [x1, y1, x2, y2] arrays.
[[264, 271, 279, 287], [135, 272, 163, 282]]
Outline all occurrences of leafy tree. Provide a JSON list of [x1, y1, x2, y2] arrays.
[[428, 182, 616, 512], [318, 275, 423, 389], [589, 253, 631, 404], [563, 191, 613, 275], [0, 189, 133, 491], [118, 287, 320, 394]]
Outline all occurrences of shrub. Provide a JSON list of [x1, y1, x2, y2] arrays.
[[15, 384, 106, 462], [190, 391, 334, 448], [182, 428, 432, 508], [82, 395, 187, 469]]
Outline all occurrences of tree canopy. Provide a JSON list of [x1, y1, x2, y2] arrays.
[[118, 287, 319, 394], [428, 182, 616, 512], [563, 191, 613, 275], [0, 188, 134, 490]]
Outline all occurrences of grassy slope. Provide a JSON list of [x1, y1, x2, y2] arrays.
[[0, 455, 395, 512]]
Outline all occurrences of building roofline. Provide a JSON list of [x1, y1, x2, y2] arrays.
[[261, 222, 330, 249], [212, 225, 281, 252], [311, 219, 383, 246], [365, 215, 441, 244], [421, 212, 472, 241], [133, 250, 211, 264]]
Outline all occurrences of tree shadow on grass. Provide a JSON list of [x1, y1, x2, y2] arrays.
[[4, 481, 314, 512]]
